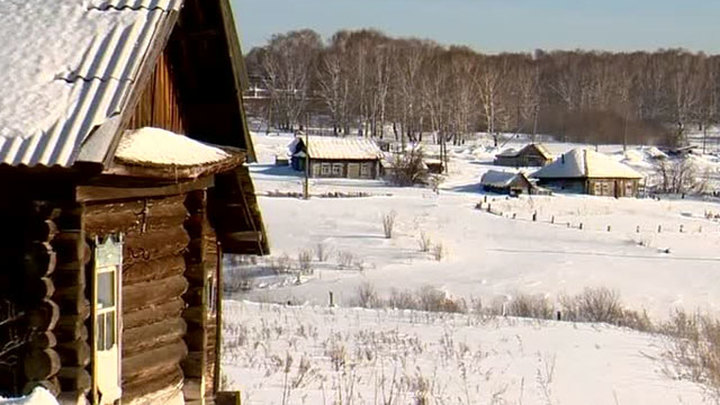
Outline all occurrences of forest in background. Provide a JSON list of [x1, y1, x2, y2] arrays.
[[244, 29, 720, 147]]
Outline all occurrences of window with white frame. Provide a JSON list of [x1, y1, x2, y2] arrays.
[[332, 163, 343, 176], [321, 163, 331, 175], [360, 163, 371, 177]]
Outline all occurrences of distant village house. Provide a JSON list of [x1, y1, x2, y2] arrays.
[[480, 171, 535, 196], [494, 144, 553, 167], [290, 136, 384, 179], [531, 148, 643, 197]]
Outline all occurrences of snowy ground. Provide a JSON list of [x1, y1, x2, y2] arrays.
[[234, 132, 720, 319], [222, 131, 720, 403], [222, 301, 712, 405]]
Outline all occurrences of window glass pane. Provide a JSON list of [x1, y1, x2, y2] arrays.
[[105, 310, 115, 349], [96, 313, 105, 351], [98, 270, 115, 309]]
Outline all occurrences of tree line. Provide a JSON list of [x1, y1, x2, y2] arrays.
[[245, 29, 720, 147]]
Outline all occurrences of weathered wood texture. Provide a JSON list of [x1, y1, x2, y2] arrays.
[[127, 50, 186, 135], [50, 205, 91, 401], [84, 193, 191, 404], [0, 201, 72, 397], [209, 166, 268, 255], [182, 189, 221, 401]]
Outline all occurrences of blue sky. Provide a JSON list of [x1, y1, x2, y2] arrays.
[[230, 0, 719, 54]]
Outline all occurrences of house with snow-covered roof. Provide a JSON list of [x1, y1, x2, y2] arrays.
[[494, 144, 553, 167], [289, 136, 384, 179], [531, 148, 644, 197], [0, 0, 267, 404], [480, 170, 535, 196]]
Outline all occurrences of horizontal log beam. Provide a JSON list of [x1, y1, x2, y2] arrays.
[[123, 275, 188, 312], [122, 340, 187, 382], [56, 340, 91, 368], [123, 364, 183, 404], [77, 176, 214, 203], [124, 226, 189, 266], [123, 298, 185, 330], [52, 232, 91, 268], [181, 351, 204, 378], [123, 317, 187, 358], [55, 317, 89, 342], [123, 255, 185, 286], [29, 332, 57, 349], [28, 299, 60, 331], [23, 348, 61, 381], [57, 367, 91, 392], [85, 195, 188, 236]]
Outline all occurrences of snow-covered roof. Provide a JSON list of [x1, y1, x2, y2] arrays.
[[290, 136, 383, 160], [496, 148, 518, 157], [481, 170, 529, 188], [495, 144, 552, 159], [0, 0, 181, 167], [531, 148, 643, 179], [115, 127, 232, 167]]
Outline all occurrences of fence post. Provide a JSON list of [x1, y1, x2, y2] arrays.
[[658, 225, 662, 233], [532, 211, 537, 222], [329, 291, 334, 307]]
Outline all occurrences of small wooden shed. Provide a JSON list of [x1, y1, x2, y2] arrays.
[[480, 171, 534, 196], [531, 148, 643, 197], [0, 0, 267, 404], [494, 144, 553, 167], [289, 136, 384, 179]]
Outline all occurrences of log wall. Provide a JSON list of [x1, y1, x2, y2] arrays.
[[183, 190, 219, 402], [0, 201, 63, 397], [84, 194, 190, 404]]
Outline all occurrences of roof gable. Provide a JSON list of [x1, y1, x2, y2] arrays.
[[0, 0, 256, 169]]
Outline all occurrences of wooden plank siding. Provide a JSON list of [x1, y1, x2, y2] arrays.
[[127, 50, 187, 135]]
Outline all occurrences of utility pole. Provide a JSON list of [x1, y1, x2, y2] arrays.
[[303, 130, 310, 199]]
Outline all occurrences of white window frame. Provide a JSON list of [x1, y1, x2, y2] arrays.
[[332, 163, 343, 176], [321, 163, 331, 176], [93, 235, 123, 404], [360, 163, 371, 177]]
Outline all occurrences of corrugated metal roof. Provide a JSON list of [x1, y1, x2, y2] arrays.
[[89, 0, 182, 11], [0, 1, 180, 168], [291, 136, 384, 160]]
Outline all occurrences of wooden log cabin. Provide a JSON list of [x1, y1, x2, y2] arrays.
[[0, 0, 267, 404]]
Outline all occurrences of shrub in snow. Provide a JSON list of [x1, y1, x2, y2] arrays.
[[297, 249, 313, 274], [417, 231, 432, 252], [382, 210, 397, 239], [508, 294, 554, 320], [314, 242, 330, 262], [431, 242, 445, 261], [389, 144, 428, 186]]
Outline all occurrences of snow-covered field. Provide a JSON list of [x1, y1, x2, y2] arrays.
[[222, 131, 720, 404], [222, 301, 711, 405]]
